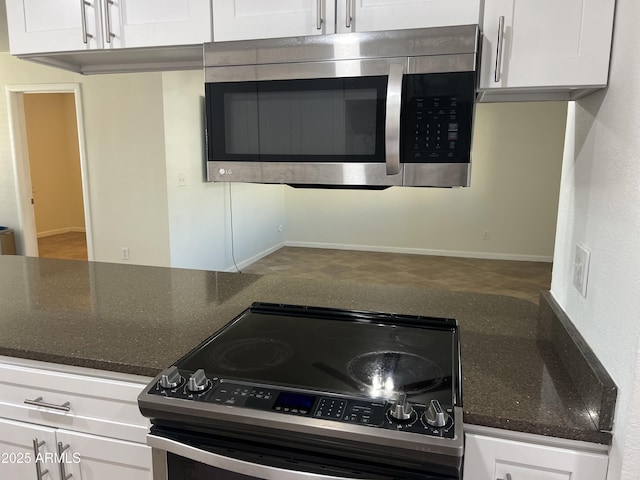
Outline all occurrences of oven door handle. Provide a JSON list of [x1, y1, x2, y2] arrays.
[[385, 62, 404, 176], [148, 433, 362, 480]]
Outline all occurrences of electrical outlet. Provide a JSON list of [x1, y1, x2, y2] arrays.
[[573, 243, 590, 297], [178, 173, 187, 187], [482, 231, 490, 240], [277, 224, 284, 232], [121, 247, 130, 261]]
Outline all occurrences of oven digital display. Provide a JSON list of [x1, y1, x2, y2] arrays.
[[274, 392, 315, 413]]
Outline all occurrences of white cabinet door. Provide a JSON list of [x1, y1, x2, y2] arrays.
[[464, 433, 609, 480], [107, 0, 212, 49], [212, 0, 335, 41], [5, 0, 103, 54], [56, 429, 152, 480], [212, 0, 478, 40], [479, 0, 615, 91], [0, 418, 61, 480], [6, 0, 211, 55], [336, 0, 481, 33]]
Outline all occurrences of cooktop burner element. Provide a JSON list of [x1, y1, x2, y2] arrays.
[[139, 302, 464, 479], [348, 350, 444, 395], [206, 337, 294, 372]]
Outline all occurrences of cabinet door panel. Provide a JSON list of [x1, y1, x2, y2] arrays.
[[0, 418, 61, 480], [480, 0, 615, 91], [212, 0, 335, 41], [6, 0, 102, 54], [56, 429, 152, 480], [464, 433, 609, 480], [339, 0, 481, 33], [107, 0, 212, 49]]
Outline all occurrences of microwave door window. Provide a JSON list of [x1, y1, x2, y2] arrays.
[[208, 77, 386, 162], [224, 90, 259, 155], [256, 88, 378, 157]]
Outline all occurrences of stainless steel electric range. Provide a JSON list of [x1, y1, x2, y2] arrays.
[[138, 302, 463, 480]]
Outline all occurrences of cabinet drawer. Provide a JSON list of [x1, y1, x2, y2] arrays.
[[0, 362, 150, 444], [464, 433, 609, 480]]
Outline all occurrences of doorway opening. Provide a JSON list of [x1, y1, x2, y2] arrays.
[[7, 84, 93, 261]]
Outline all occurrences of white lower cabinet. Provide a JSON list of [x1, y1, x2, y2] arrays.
[[0, 418, 60, 480], [56, 430, 152, 480], [0, 358, 152, 480], [464, 432, 609, 480]]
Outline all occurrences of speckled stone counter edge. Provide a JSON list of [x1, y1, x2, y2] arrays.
[[538, 291, 617, 433]]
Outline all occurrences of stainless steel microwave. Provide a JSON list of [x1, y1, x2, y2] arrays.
[[204, 25, 479, 188]]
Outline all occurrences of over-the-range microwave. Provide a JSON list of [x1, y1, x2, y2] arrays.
[[204, 25, 479, 188]]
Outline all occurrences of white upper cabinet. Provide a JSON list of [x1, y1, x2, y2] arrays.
[[5, 0, 102, 54], [6, 0, 212, 55], [479, 0, 615, 96], [213, 0, 336, 41], [336, 0, 481, 34], [212, 0, 481, 41], [106, 0, 212, 49]]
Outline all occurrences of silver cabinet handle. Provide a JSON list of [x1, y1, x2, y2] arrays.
[[494, 15, 505, 82], [80, 0, 93, 44], [105, 0, 115, 43], [32, 438, 49, 480], [316, 0, 324, 30], [498, 474, 513, 480], [25, 396, 71, 412], [58, 443, 73, 479], [346, 0, 353, 29], [385, 63, 404, 176]]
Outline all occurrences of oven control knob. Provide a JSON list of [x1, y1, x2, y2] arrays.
[[424, 399, 449, 428], [389, 393, 414, 421], [159, 366, 182, 389], [187, 369, 209, 393]]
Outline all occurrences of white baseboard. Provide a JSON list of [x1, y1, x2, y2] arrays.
[[283, 241, 553, 263], [224, 241, 286, 272], [37, 227, 86, 238]]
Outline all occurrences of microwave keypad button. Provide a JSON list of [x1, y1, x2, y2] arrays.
[[448, 123, 459, 131]]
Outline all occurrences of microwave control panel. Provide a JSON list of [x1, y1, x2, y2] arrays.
[[402, 72, 475, 164]]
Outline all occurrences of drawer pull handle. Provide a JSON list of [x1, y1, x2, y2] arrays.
[[32, 438, 49, 480], [25, 396, 71, 412], [58, 442, 73, 479], [498, 474, 513, 480]]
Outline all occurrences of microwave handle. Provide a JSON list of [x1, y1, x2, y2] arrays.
[[385, 63, 404, 176]]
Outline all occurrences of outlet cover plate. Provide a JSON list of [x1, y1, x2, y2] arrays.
[[573, 243, 590, 297]]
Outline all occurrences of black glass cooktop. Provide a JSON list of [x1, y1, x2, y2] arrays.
[[176, 303, 461, 407]]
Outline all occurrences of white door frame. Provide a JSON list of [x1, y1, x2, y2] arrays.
[[6, 83, 94, 260]]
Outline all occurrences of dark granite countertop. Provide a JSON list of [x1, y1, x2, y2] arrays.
[[0, 256, 611, 444]]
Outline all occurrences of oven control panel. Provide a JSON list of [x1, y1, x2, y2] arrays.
[[149, 369, 455, 439]]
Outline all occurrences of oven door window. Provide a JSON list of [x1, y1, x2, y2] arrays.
[[206, 77, 387, 162]]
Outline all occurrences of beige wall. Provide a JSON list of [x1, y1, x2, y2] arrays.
[[551, 0, 640, 477], [0, 53, 171, 266], [23, 93, 85, 236], [284, 102, 568, 261]]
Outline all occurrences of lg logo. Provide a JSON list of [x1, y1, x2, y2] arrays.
[[218, 168, 233, 175]]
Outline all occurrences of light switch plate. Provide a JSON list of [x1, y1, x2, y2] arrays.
[[573, 243, 591, 297]]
